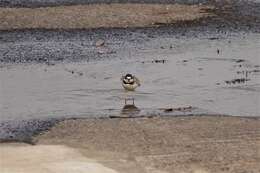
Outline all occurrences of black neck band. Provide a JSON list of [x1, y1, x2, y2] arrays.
[[123, 80, 134, 85]]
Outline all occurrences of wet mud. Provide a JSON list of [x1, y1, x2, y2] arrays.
[[0, 118, 61, 144]]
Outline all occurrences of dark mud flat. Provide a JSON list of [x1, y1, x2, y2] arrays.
[[0, 27, 259, 63], [0, 27, 228, 63], [0, 118, 61, 144]]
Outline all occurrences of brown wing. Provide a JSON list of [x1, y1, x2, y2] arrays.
[[134, 76, 141, 86]]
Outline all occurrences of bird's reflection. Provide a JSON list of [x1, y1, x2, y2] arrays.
[[121, 98, 140, 116]]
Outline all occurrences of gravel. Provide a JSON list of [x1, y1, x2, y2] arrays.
[[0, 118, 61, 144]]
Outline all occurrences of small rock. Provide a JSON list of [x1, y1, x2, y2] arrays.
[[225, 80, 231, 84], [164, 108, 173, 112], [208, 37, 219, 40], [225, 78, 250, 85], [153, 59, 166, 63], [95, 39, 105, 47], [235, 59, 245, 63]]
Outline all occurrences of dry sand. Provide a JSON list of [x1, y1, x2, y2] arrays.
[[0, 4, 212, 30], [31, 115, 260, 173], [0, 143, 119, 173]]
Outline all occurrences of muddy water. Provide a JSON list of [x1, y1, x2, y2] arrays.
[[0, 33, 259, 121]]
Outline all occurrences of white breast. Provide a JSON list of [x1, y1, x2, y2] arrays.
[[122, 83, 139, 91]]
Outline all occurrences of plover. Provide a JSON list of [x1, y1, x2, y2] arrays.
[[121, 73, 141, 91]]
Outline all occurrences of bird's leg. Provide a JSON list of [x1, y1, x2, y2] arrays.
[[124, 98, 135, 105]]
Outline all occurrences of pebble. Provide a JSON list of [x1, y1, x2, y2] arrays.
[[95, 39, 105, 47]]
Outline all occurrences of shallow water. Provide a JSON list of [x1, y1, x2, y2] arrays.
[[0, 33, 259, 121]]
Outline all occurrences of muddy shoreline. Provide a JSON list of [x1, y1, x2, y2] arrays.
[[1, 114, 259, 144], [36, 115, 260, 173], [2, 115, 259, 173], [0, 27, 259, 64]]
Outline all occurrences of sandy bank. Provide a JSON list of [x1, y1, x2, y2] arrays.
[[0, 143, 119, 173], [33, 116, 260, 173], [0, 4, 212, 30]]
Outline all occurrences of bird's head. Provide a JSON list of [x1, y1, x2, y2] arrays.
[[123, 74, 134, 84]]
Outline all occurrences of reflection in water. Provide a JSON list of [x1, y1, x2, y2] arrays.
[[121, 98, 140, 117]]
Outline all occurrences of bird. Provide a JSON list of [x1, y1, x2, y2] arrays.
[[121, 73, 141, 91]]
